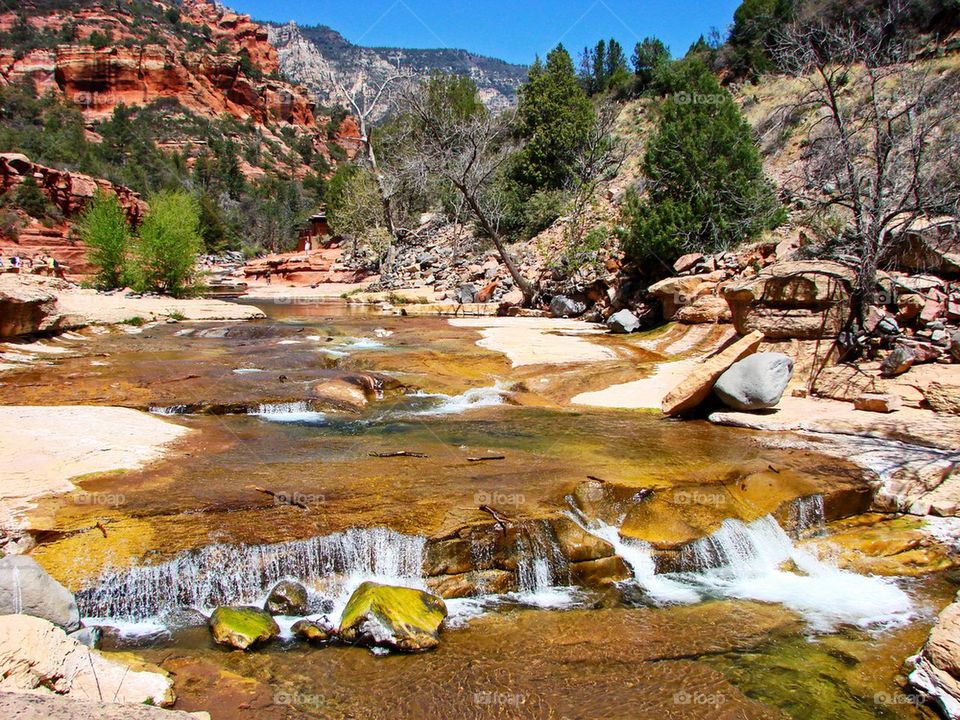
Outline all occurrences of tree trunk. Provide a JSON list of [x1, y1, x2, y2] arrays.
[[359, 116, 397, 241], [462, 191, 536, 304]]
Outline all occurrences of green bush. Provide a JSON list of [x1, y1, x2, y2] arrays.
[[15, 176, 50, 218], [623, 59, 784, 274], [521, 189, 568, 239], [129, 191, 203, 297], [78, 191, 131, 289]]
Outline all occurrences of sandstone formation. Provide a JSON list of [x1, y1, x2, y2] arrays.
[[0, 615, 174, 706], [0, 274, 65, 338], [0, 693, 207, 720], [0, 153, 146, 276], [910, 599, 960, 718]]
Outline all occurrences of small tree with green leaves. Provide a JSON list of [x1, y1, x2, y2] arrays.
[[632, 37, 670, 93], [15, 175, 49, 218], [129, 191, 203, 297], [78, 190, 130, 289], [623, 59, 784, 275]]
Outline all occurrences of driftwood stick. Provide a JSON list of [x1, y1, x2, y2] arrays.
[[252, 486, 309, 510], [479, 504, 511, 527], [369, 451, 428, 458], [586, 475, 607, 483], [467, 455, 506, 463]]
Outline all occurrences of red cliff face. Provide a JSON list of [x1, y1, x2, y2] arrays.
[[0, 2, 316, 127], [0, 153, 147, 275]]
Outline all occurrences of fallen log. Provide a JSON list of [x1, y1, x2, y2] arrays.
[[479, 504, 511, 528]]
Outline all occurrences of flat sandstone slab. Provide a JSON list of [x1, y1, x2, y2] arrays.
[[449, 317, 616, 367], [56, 288, 265, 324], [0, 406, 192, 528]]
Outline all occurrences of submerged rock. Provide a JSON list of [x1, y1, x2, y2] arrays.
[[338, 581, 447, 652], [264, 580, 308, 616], [208, 606, 280, 650], [713, 352, 794, 411], [292, 618, 336, 645], [0, 555, 80, 631], [606, 309, 640, 334]]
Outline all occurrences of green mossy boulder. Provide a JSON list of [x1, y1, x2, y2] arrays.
[[338, 581, 447, 652], [208, 606, 280, 650], [292, 618, 336, 645]]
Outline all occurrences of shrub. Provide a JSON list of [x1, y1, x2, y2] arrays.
[[623, 59, 784, 274], [78, 191, 130, 289], [15, 176, 49, 219], [129, 191, 203, 297]]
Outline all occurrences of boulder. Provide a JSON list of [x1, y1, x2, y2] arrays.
[[0, 615, 173, 706], [549, 295, 587, 318], [661, 330, 764, 416], [722, 261, 854, 339], [924, 383, 960, 415], [0, 275, 62, 338], [208, 606, 280, 650], [0, 556, 80, 631], [648, 274, 719, 320], [673, 253, 704, 274], [454, 283, 477, 304], [909, 601, 960, 718], [263, 580, 308, 616], [951, 330, 960, 362], [676, 295, 732, 324], [291, 618, 335, 645], [338, 581, 447, 652], [854, 393, 903, 414], [896, 218, 960, 278], [312, 378, 367, 411], [897, 293, 925, 321], [880, 345, 915, 378], [606, 309, 640, 334], [713, 353, 794, 411]]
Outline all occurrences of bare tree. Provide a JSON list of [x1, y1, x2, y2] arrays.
[[329, 61, 411, 241], [397, 80, 537, 304], [774, 2, 960, 326]]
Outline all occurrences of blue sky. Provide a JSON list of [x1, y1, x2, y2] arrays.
[[227, 0, 742, 66]]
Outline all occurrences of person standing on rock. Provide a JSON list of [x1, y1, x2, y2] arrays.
[[304, 238, 312, 257]]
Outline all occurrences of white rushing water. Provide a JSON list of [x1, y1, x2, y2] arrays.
[[78, 527, 426, 627], [569, 497, 913, 632], [510, 520, 582, 609], [251, 402, 327, 424], [407, 384, 506, 416]]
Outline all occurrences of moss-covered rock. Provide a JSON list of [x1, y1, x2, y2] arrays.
[[291, 618, 335, 645], [338, 582, 447, 652], [208, 606, 280, 650], [263, 580, 308, 616]]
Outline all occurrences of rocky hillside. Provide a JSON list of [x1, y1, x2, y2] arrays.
[[268, 22, 528, 119]]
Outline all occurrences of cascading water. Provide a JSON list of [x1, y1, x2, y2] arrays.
[[78, 527, 425, 625], [252, 401, 326, 424], [569, 495, 913, 632], [511, 520, 580, 608], [792, 494, 826, 537], [406, 385, 506, 416]]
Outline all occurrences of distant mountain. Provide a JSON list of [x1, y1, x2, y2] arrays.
[[268, 22, 529, 120]]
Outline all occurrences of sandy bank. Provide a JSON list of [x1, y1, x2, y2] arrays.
[[449, 317, 617, 367], [0, 406, 191, 529], [571, 359, 697, 409], [56, 288, 264, 325]]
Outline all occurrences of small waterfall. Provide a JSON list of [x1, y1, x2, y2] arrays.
[[252, 402, 326, 424], [792, 494, 826, 537], [407, 385, 505, 416], [78, 527, 425, 623], [515, 520, 569, 592], [149, 404, 192, 416]]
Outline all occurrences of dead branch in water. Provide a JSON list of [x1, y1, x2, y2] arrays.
[[467, 456, 506, 463], [251, 486, 309, 510], [479, 505, 511, 528], [369, 451, 428, 458]]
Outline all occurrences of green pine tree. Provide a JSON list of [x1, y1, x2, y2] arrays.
[[623, 59, 785, 273], [514, 44, 595, 193]]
